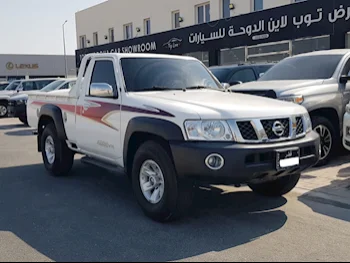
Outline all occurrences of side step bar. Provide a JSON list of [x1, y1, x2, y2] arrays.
[[81, 156, 125, 175]]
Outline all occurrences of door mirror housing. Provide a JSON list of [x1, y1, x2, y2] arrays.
[[340, 75, 350, 84], [229, 80, 243, 86], [90, 83, 115, 98]]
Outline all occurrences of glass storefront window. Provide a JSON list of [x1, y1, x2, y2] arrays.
[[292, 36, 330, 56], [247, 53, 290, 63], [346, 33, 350, 48], [184, 51, 209, 66], [248, 42, 289, 56], [220, 47, 246, 65]]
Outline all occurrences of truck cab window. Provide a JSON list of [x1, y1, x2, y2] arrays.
[[89, 60, 118, 97], [229, 68, 256, 83]]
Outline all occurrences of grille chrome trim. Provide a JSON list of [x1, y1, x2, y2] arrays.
[[228, 115, 307, 144]]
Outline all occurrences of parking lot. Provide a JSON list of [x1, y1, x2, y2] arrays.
[[0, 118, 349, 262]]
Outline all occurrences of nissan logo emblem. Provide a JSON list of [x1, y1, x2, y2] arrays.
[[272, 121, 285, 137]]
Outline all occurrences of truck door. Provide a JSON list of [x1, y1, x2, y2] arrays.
[[76, 58, 122, 162], [340, 58, 350, 114]]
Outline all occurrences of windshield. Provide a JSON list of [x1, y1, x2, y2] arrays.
[[41, 80, 66, 92], [5, 81, 20, 91], [0, 83, 8, 90], [259, 55, 343, 81], [209, 68, 232, 82], [121, 58, 222, 92]]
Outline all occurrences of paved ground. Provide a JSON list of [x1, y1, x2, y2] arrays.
[[0, 118, 349, 262]]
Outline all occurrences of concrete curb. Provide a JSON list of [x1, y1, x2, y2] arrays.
[[294, 187, 350, 210]]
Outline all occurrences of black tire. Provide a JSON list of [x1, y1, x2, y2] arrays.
[[248, 173, 301, 197], [41, 123, 74, 177], [19, 116, 28, 126], [312, 116, 338, 167], [0, 102, 8, 118], [131, 140, 194, 222]]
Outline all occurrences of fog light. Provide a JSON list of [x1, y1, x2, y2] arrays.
[[205, 153, 224, 170]]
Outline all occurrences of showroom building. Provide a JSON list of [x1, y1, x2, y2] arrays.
[[75, 0, 350, 67], [0, 54, 76, 81]]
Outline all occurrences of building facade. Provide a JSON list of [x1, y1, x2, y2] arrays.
[[0, 54, 76, 81], [75, 0, 350, 68]]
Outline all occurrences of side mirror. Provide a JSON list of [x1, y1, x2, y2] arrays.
[[90, 83, 115, 98], [259, 73, 265, 78], [221, 83, 231, 89], [340, 75, 350, 84], [229, 80, 243, 86]]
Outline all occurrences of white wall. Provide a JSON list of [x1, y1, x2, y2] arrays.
[[75, 0, 297, 49]]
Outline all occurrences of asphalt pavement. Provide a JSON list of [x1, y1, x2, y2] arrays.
[[0, 118, 349, 262]]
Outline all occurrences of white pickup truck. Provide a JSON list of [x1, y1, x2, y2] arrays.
[[27, 53, 320, 222]]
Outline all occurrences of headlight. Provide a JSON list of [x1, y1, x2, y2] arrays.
[[302, 112, 312, 133], [184, 120, 235, 141], [279, 95, 304, 105]]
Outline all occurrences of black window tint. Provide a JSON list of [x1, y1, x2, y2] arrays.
[[210, 68, 232, 82], [84, 58, 92, 77], [257, 65, 273, 74], [22, 81, 36, 91], [89, 60, 117, 95], [259, 55, 343, 81], [0, 84, 8, 90], [342, 59, 350, 76], [229, 68, 256, 83], [34, 80, 55, 90], [60, 83, 70, 90]]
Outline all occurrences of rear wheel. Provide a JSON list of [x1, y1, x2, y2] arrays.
[[248, 173, 301, 197], [132, 141, 194, 222], [41, 123, 74, 177], [312, 116, 338, 167]]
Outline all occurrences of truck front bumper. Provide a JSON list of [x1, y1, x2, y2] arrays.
[[170, 131, 320, 185]]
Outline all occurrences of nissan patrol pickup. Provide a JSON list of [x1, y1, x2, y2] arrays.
[[27, 53, 320, 222], [231, 49, 350, 166]]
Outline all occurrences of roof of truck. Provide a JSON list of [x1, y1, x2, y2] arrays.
[[84, 53, 198, 61], [294, 49, 350, 57]]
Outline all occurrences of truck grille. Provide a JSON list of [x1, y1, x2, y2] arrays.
[[296, 117, 304, 135], [236, 121, 258, 140], [261, 118, 290, 139], [233, 90, 277, 99], [232, 115, 306, 143]]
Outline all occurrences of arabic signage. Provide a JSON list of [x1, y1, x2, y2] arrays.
[[75, 0, 350, 67]]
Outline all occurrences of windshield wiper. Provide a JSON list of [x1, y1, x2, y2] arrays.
[[184, 85, 224, 92], [137, 86, 173, 92]]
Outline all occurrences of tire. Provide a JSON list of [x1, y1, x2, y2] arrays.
[[248, 173, 301, 197], [312, 116, 338, 167], [41, 123, 74, 177], [0, 102, 8, 118], [19, 115, 28, 126], [131, 140, 194, 222]]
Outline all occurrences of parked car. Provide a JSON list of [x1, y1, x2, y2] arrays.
[[209, 63, 274, 86], [343, 104, 350, 151], [27, 53, 320, 222], [0, 81, 9, 91], [0, 78, 58, 118], [7, 78, 76, 125], [230, 49, 350, 166]]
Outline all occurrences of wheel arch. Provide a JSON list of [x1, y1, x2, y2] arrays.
[[309, 107, 340, 136], [123, 117, 184, 176]]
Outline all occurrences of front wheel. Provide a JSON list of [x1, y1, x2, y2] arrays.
[[248, 173, 301, 197], [41, 123, 74, 177], [0, 103, 8, 118], [132, 141, 194, 222], [312, 116, 338, 167]]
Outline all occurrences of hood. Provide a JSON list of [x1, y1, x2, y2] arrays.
[[132, 89, 307, 119], [231, 80, 324, 96], [9, 93, 28, 101], [0, 91, 16, 96]]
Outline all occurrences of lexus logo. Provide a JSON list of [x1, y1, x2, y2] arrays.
[[272, 121, 285, 137]]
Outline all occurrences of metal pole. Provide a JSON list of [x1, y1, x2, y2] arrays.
[[63, 20, 68, 78]]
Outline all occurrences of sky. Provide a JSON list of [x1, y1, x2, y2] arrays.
[[0, 0, 106, 55]]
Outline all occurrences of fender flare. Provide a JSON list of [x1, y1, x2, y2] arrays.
[[38, 104, 67, 141], [123, 117, 184, 168]]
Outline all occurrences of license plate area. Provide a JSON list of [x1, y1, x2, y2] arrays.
[[276, 148, 300, 171]]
